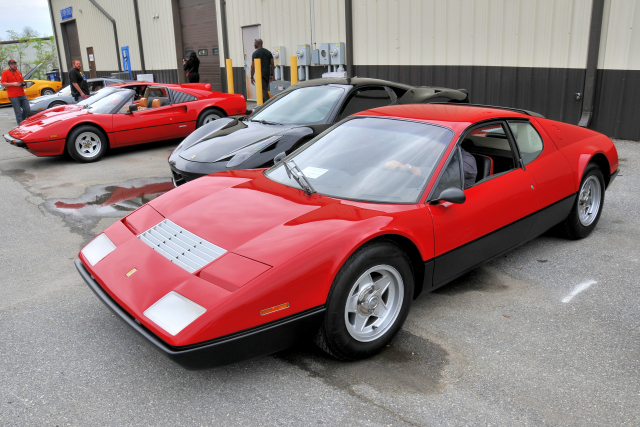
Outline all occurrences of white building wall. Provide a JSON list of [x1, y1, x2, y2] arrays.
[[352, 0, 593, 69], [216, 0, 346, 68], [598, 0, 640, 70], [137, 0, 178, 70], [51, 0, 177, 73]]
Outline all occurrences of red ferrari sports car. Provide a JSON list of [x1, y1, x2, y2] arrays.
[[4, 82, 246, 162], [75, 103, 618, 369]]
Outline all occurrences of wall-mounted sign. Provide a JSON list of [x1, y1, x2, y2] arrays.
[[61, 7, 72, 20], [212, 48, 219, 55], [198, 49, 208, 56]]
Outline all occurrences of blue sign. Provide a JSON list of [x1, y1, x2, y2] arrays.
[[121, 46, 132, 80], [61, 7, 72, 20]]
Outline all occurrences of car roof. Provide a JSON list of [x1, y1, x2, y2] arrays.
[[289, 77, 414, 90], [354, 103, 533, 125]]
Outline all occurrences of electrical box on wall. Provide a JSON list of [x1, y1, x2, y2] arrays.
[[330, 42, 346, 65], [296, 44, 311, 66], [272, 46, 287, 66], [318, 43, 330, 65]]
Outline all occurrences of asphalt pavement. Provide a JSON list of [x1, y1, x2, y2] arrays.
[[0, 104, 638, 426]]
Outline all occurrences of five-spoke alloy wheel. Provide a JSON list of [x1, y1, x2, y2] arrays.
[[66, 125, 108, 162], [558, 163, 605, 239], [316, 240, 413, 360]]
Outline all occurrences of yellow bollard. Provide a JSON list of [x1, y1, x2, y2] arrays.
[[290, 56, 298, 85], [255, 58, 263, 105], [225, 58, 234, 94]]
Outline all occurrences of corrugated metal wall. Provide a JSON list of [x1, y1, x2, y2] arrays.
[[217, 0, 346, 67], [592, 0, 640, 140], [51, 0, 178, 73], [352, 0, 592, 68]]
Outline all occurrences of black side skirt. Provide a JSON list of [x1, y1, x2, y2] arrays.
[[75, 259, 325, 370]]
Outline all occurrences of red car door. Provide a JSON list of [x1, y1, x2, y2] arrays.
[[428, 122, 541, 288], [111, 86, 177, 148]]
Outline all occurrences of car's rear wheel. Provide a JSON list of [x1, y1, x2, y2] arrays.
[[66, 125, 108, 163], [41, 88, 55, 96], [197, 109, 224, 128], [315, 240, 413, 360], [557, 164, 605, 239]]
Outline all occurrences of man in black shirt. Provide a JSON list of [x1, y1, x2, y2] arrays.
[[69, 59, 89, 101], [250, 39, 274, 102]]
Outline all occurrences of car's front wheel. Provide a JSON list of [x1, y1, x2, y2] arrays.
[[558, 164, 605, 239], [197, 108, 224, 128], [49, 101, 66, 108], [41, 88, 55, 96], [315, 240, 414, 360], [66, 125, 108, 162]]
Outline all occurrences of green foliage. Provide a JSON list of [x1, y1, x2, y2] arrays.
[[3, 27, 59, 80]]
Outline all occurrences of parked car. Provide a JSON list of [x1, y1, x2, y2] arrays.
[[75, 102, 618, 369], [168, 77, 469, 186], [4, 83, 246, 162], [28, 77, 126, 112], [0, 78, 62, 104]]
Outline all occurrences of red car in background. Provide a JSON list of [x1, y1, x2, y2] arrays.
[[75, 103, 618, 369], [4, 82, 246, 162]]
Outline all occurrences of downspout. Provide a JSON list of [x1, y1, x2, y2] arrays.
[[578, 0, 605, 127], [133, 0, 146, 73], [220, 0, 231, 92], [345, 0, 353, 77], [47, 0, 65, 82], [88, 0, 122, 72]]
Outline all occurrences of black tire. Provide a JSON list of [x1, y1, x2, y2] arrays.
[[315, 240, 414, 360], [66, 125, 108, 163], [49, 101, 66, 108], [197, 108, 224, 128], [557, 164, 605, 240], [41, 88, 55, 96]]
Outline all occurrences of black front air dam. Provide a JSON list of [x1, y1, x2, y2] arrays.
[[75, 259, 325, 370]]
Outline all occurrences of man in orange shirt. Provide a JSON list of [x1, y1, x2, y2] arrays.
[[1, 59, 31, 125]]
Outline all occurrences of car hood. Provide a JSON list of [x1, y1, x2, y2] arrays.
[[144, 169, 392, 267], [176, 118, 296, 163], [25, 104, 82, 122], [30, 93, 59, 104], [11, 109, 89, 139]]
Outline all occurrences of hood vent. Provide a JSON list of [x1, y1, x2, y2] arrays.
[[138, 219, 226, 273]]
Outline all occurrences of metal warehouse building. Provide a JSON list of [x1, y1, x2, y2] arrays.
[[48, 0, 639, 140]]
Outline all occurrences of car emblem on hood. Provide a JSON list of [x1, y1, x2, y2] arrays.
[[126, 268, 137, 277]]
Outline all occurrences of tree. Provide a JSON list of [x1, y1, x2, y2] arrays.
[[4, 27, 58, 80]]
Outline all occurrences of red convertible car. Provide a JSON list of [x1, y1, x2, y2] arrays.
[[4, 82, 246, 162], [75, 103, 618, 369]]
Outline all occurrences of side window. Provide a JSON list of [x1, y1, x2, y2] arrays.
[[25, 81, 35, 88], [337, 87, 393, 120], [433, 147, 462, 198], [462, 123, 518, 177], [115, 94, 136, 114], [143, 86, 171, 108], [508, 121, 543, 165]]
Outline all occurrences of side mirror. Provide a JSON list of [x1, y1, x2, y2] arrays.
[[274, 152, 286, 164], [126, 104, 138, 115], [429, 187, 466, 205]]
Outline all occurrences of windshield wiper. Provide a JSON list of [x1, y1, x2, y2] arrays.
[[250, 119, 281, 125], [282, 160, 315, 196]]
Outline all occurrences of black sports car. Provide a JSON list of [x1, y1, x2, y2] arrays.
[[168, 77, 469, 186]]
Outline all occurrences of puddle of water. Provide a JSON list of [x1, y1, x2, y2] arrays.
[[45, 177, 173, 232]]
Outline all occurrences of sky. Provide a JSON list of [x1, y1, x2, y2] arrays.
[[0, 0, 54, 39]]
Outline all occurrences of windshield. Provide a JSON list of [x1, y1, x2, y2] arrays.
[[251, 86, 344, 125], [77, 87, 119, 106], [266, 117, 453, 203], [86, 89, 134, 114]]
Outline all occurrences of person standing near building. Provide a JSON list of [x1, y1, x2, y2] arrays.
[[183, 51, 200, 83], [69, 59, 89, 101], [1, 59, 31, 125], [250, 39, 274, 101]]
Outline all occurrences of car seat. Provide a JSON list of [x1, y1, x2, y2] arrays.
[[471, 154, 493, 182], [151, 98, 162, 108]]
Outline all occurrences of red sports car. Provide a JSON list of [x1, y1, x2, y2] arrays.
[[4, 82, 246, 162], [75, 103, 619, 369]]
